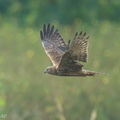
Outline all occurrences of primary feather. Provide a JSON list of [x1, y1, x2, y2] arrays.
[[40, 24, 68, 67]]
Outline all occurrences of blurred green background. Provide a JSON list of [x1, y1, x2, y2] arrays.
[[0, 0, 120, 120]]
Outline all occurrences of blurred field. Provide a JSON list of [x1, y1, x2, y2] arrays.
[[0, 21, 120, 120], [1, 0, 120, 119]]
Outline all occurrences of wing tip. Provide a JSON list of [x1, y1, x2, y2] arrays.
[[86, 36, 90, 39], [83, 32, 86, 36], [75, 32, 78, 36], [42, 23, 54, 39], [80, 31, 82, 35], [40, 30, 43, 40], [48, 23, 50, 26], [54, 29, 58, 33], [43, 24, 46, 29]]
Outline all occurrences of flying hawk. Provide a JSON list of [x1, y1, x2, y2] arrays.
[[40, 24, 106, 76]]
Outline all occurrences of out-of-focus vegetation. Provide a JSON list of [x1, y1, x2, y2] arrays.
[[0, 0, 120, 120], [0, 0, 120, 27]]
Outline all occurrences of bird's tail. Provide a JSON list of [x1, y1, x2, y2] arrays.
[[83, 69, 108, 76]]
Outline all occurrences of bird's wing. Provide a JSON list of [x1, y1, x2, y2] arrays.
[[57, 31, 89, 72], [69, 31, 89, 62], [40, 24, 68, 66]]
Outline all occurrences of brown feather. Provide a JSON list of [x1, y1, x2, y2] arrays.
[[40, 24, 68, 66], [68, 31, 89, 62]]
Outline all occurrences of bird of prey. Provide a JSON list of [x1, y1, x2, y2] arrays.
[[40, 24, 106, 76]]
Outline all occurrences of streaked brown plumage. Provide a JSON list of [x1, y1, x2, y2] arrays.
[[40, 24, 106, 76]]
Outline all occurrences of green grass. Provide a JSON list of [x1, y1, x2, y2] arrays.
[[0, 21, 120, 120]]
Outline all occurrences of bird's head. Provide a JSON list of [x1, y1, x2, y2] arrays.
[[44, 66, 57, 75]]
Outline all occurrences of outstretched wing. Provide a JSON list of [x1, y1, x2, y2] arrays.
[[69, 31, 89, 62], [58, 31, 89, 71], [40, 24, 68, 66]]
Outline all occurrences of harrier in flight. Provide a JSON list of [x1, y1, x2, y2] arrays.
[[40, 24, 106, 76]]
